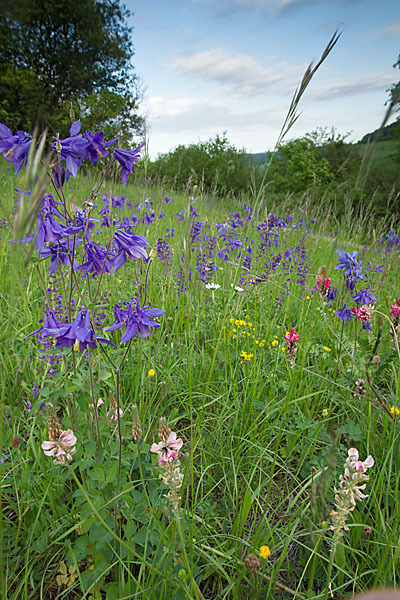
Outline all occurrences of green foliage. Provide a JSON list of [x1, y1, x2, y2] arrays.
[[148, 133, 254, 196], [0, 0, 141, 138], [269, 137, 333, 193]]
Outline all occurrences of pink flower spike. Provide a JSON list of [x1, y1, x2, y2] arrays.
[[59, 429, 77, 447], [348, 448, 359, 461], [356, 455, 374, 471], [41, 428, 77, 465], [150, 430, 183, 463]]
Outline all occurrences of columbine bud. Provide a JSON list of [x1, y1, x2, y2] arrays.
[[55, 134, 62, 154], [149, 247, 157, 261], [372, 355, 381, 366]]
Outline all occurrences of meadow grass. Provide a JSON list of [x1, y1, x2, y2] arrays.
[[0, 156, 399, 600]]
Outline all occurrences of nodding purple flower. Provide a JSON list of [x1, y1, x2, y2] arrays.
[[333, 304, 354, 323], [105, 297, 165, 343], [113, 143, 144, 185], [26, 310, 115, 350], [113, 229, 150, 271], [53, 121, 84, 179], [73, 130, 118, 164], [353, 287, 377, 305], [18, 211, 83, 250], [346, 276, 357, 291], [165, 196, 172, 204], [335, 250, 364, 279], [40, 193, 63, 214], [0, 124, 32, 174], [326, 286, 337, 301], [40, 239, 80, 275], [78, 241, 114, 277]]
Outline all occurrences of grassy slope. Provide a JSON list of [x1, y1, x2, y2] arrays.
[[0, 162, 399, 600]]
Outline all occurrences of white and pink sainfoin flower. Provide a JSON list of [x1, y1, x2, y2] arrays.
[[150, 419, 184, 513], [330, 447, 374, 551], [284, 327, 299, 368], [41, 429, 77, 465]]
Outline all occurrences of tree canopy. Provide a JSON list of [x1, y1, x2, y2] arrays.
[[0, 0, 143, 140]]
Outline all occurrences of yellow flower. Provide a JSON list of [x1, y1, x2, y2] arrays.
[[322, 346, 331, 352], [271, 340, 278, 347], [322, 408, 328, 417], [118, 279, 122, 284], [259, 545, 271, 559], [390, 406, 400, 416], [148, 369, 155, 377]]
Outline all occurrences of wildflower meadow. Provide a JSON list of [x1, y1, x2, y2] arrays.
[[0, 44, 400, 600]]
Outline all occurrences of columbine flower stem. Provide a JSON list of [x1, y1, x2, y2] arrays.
[[334, 320, 345, 382], [87, 349, 101, 456], [115, 339, 133, 490]]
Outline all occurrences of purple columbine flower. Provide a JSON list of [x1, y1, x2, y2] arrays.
[[39, 239, 80, 275], [335, 250, 364, 279], [19, 211, 83, 250], [26, 310, 115, 350], [113, 143, 145, 185], [352, 287, 377, 305], [78, 241, 114, 278], [105, 297, 165, 343], [52, 121, 84, 179], [0, 124, 32, 174], [112, 229, 150, 271], [333, 304, 354, 323], [73, 130, 118, 165]]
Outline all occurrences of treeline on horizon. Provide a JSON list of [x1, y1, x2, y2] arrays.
[[144, 123, 400, 221]]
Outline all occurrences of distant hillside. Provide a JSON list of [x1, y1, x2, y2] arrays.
[[358, 120, 399, 144], [246, 152, 271, 164]]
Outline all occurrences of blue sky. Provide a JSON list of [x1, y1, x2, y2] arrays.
[[125, 0, 399, 157]]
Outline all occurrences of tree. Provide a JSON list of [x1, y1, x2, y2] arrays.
[[148, 134, 252, 196], [387, 54, 400, 114], [269, 138, 333, 193], [0, 0, 143, 139]]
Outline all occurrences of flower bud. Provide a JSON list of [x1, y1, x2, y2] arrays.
[[244, 553, 260, 573]]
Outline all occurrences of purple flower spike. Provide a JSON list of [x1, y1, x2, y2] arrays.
[[113, 143, 144, 185], [106, 298, 165, 343]]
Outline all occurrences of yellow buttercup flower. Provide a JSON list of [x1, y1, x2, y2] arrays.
[[390, 405, 400, 416], [148, 369, 155, 377], [259, 545, 271, 559]]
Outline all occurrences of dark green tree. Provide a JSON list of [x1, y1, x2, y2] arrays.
[[0, 0, 143, 139]]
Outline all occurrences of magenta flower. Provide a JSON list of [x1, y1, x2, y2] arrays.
[[41, 429, 77, 465], [150, 431, 183, 465]]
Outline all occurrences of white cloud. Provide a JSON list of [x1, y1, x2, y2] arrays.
[[370, 20, 400, 36], [306, 72, 395, 101], [171, 48, 302, 96]]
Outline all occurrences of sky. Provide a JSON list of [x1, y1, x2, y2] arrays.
[[125, 0, 399, 158]]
